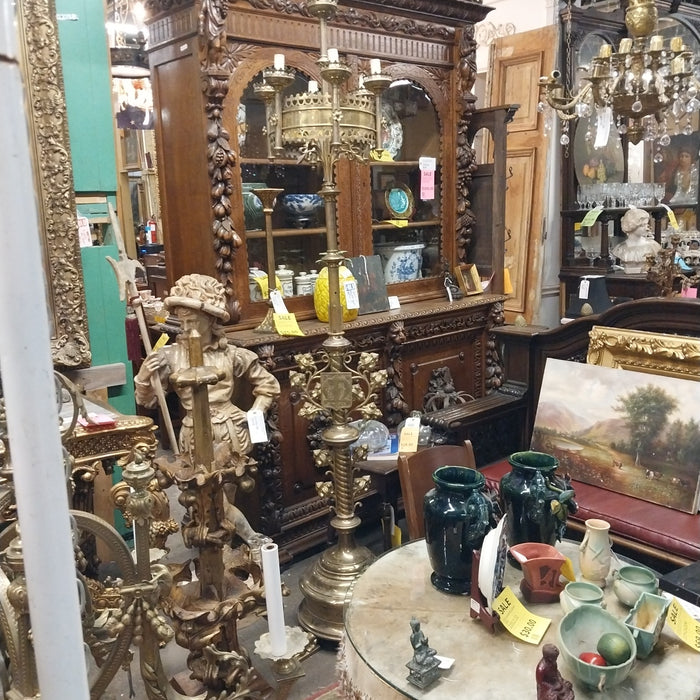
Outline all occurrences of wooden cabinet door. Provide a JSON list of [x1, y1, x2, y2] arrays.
[[488, 26, 557, 324]]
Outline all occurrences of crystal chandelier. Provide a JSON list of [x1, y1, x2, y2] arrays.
[[539, 0, 700, 147]]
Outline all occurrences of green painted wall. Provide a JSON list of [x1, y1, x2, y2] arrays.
[[56, 0, 117, 194], [81, 245, 136, 415]]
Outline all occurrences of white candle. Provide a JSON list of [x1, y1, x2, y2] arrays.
[[0, 5, 90, 698], [261, 542, 287, 656], [370, 58, 381, 75], [327, 48, 339, 64], [307, 80, 319, 94], [273, 53, 285, 70]]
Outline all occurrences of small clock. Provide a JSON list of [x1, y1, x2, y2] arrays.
[[385, 183, 415, 220]]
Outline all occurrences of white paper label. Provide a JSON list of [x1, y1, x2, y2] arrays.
[[579, 279, 590, 300], [344, 280, 360, 309], [270, 289, 287, 314], [247, 409, 268, 444], [388, 295, 401, 309]]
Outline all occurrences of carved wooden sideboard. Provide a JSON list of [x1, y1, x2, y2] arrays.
[[143, 0, 514, 556], [232, 295, 509, 556]]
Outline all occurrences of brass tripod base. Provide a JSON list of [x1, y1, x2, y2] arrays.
[[255, 307, 276, 333], [297, 542, 375, 641]]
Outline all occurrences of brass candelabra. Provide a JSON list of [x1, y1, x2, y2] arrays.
[[256, 0, 390, 639]]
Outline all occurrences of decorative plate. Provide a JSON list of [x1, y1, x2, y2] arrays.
[[385, 183, 415, 220], [381, 102, 403, 159]]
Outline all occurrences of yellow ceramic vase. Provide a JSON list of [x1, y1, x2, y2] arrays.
[[313, 265, 359, 323]]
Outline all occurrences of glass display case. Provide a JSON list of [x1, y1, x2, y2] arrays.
[[558, 4, 700, 308]]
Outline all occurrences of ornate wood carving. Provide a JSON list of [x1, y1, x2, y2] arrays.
[[485, 301, 505, 391], [199, 0, 243, 322], [20, 0, 91, 368], [385, 321, 408, 427], [455, 25, 479, 265]]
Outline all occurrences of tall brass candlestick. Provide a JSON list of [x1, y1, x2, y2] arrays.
[[254, 188, 284, 334]]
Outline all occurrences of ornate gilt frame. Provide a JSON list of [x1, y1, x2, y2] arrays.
[[18, 0, 91, 367], [587, 325, 700, 381]]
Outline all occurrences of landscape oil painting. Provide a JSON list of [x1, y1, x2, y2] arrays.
[[531, 359, 700, 514]]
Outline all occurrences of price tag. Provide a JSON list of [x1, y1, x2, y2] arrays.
[[493, 586, 551, 645], [560, 557, 576, 582], [247, 408, 268, 444], [579, 279, 590, 299], [398, 425, 419, 453], [662, 204, 679, 231], [388, 295, 401, 309], [270, 289, 288, 314], [667, 597, 700, 652], [273, 312, 304, 336], [419, 156, 436, 200], [344, 280, 360, 310], [387, 219, 409, 228], [580, 206, 604, 227], [153, 333, 170, 351]]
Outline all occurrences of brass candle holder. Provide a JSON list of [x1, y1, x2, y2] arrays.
[[253, 187, 285, 334]]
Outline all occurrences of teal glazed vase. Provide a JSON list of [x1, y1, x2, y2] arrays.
[[500, 451, 577, 551], [424, 466, 494, 595]]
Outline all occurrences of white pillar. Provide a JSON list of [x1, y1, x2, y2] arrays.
[[0, 2, 90, 698]]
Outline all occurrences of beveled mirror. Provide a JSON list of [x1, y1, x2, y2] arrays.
[[16, 0, 91, 368]]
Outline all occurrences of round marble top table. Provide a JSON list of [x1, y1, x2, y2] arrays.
[[341, 539, 700, 699]]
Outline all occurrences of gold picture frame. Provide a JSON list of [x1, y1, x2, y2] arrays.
[[587, 326, 700, 382], [454, 264, 483, 296], [17, 0, 91, 368]]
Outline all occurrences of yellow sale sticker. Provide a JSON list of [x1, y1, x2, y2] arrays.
[[580, 206, 604, 227], [493, 586, 551, 645], [667, 598, 700, 652], [153, 333, 170, 351], [273, 313, 305, 336]]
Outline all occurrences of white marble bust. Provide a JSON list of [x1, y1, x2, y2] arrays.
[[611, 207, 661, 274]]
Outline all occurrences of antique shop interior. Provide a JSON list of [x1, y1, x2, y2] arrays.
[[3, 0, 700, 698]]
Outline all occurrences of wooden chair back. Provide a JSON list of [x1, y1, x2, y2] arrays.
[[397, 440, 476, 541]]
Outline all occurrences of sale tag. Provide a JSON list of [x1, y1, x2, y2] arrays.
[[580, 206, 603, 227], [579, 279, 590, 299], [493, 586, 551, 645], [560, 557, 576, 582], [270, 289, 288, 314], [273, 312, 304, 336], [667, 597, 700, 652], [344, 280, 360, 310], [247, 409, 268, 444], [153, 333, 170, 351], [662, 204, 679, 231], [388, 295, 401, 309], [398, 425, 419, 453], [419, 156, 436, 200]]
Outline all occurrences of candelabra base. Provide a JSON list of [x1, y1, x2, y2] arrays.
[[255, 307, 277, 333], [297, 542, 375, 641]]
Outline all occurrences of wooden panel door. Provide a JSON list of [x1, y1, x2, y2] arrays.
[[489, 26, 557, 323]]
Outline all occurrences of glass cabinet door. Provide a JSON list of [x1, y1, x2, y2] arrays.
[[370, 80, 441, 285], [239, 72, 325, 302]]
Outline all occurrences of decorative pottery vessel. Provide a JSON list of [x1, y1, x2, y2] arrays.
[[509, 542, 567, 603], [612, 565, 658, 607], [560, 580, 606, 615], [424, 466, 493, 595], [241, 182, 266, 230], [558, 605, 637, 691], [579, 518, 613, 587], [294, 271, 314, 296], [500, 451, 577, 550], [281, 193, 323, 228], [624, 591, 670, 659], [375, 242, 425, 283], [275, 264, 294, 297], [313, 266, 359, 323]]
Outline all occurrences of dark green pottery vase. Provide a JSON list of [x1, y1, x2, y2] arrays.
[[424, 466, 493, 595], [500, 451, 577, 551]]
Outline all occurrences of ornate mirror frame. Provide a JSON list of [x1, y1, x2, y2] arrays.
[[18, 0, 91, 368]]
